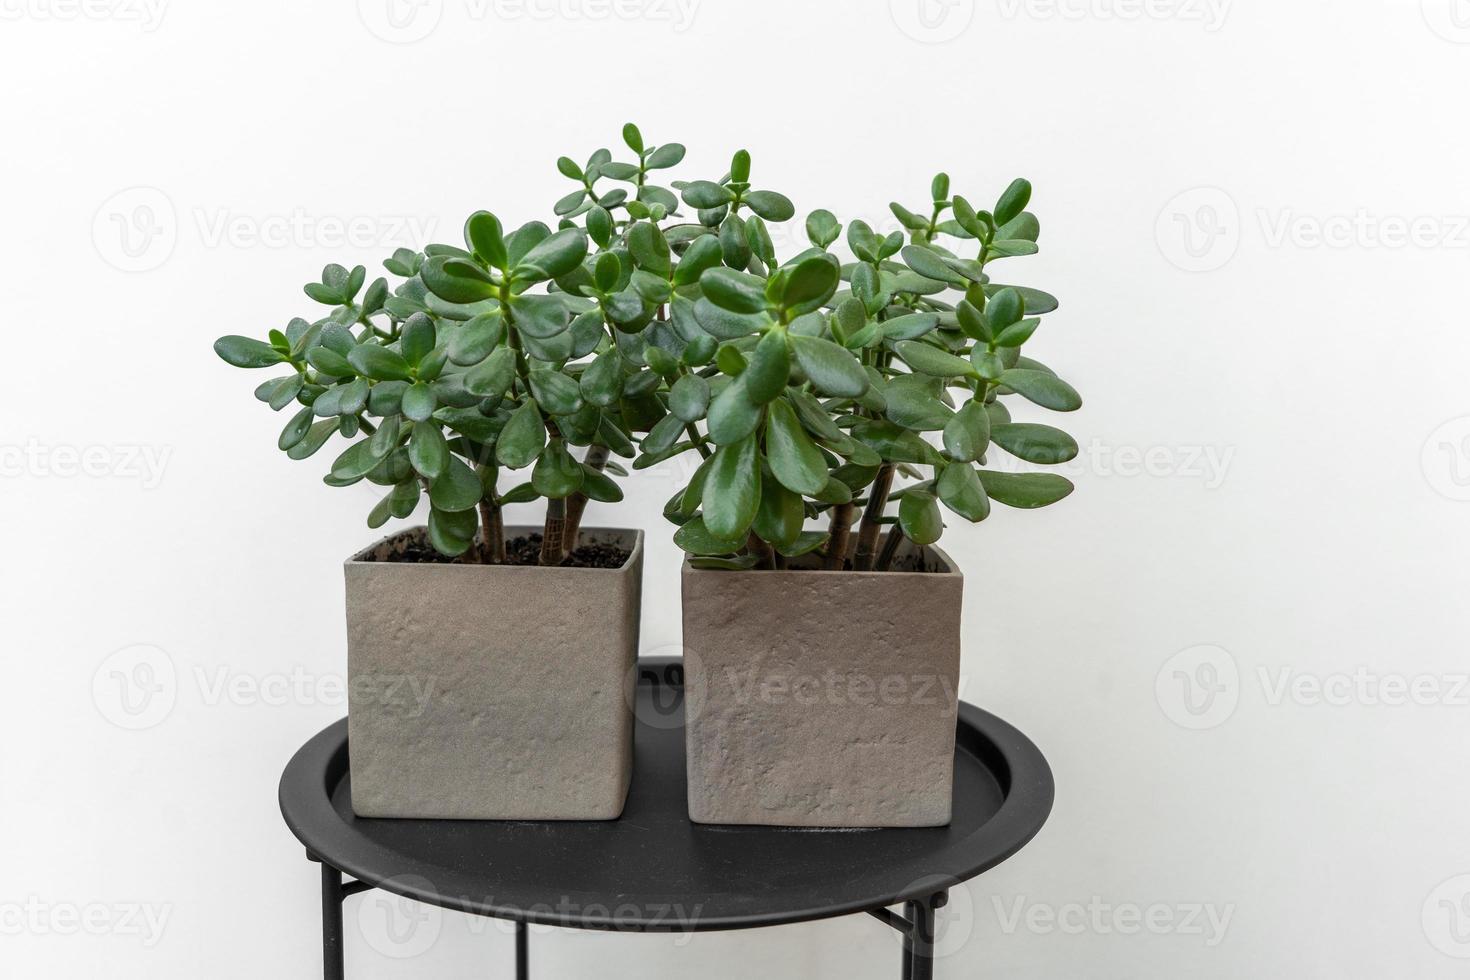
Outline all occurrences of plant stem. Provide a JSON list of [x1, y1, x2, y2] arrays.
[[478, 498, 504, 564], [747, 534, 776, 570], [852, 463, 895, 571], [825, 501, 856, 570], [540, 497, 567, 565], [875, 524, 905, 573], [562, 444, 609, 552]]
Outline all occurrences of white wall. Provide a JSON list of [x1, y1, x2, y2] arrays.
[[5, 0, 1470, 976]]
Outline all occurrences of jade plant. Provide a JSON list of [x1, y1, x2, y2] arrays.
[[214, 123, 1081, 571], [551, 133, 1083, 571]]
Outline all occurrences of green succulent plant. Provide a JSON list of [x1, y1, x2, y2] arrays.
[[215, 123, 1081, 570]]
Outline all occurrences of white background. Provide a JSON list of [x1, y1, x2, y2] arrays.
[[4, 0, 1470, 976]]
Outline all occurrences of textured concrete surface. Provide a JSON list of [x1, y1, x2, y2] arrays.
[[682, 543, 963, 827], [345, 526, 643, 820]]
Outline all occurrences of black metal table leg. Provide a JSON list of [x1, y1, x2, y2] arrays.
[[321, 863, 345, 980], [516, 920, 528, 980], [902, 901, 917, 980], [909, 891, 947, 980]]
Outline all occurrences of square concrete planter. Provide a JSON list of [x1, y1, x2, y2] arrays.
[[345, 525, 643, 820], [681, 542, 963, 828]]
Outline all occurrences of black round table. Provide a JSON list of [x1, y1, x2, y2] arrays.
[[279, 658, 1054, 979]]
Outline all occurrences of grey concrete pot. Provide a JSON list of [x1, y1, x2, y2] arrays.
[[344, 525, 643, 820], [681, 541, 963, 828]]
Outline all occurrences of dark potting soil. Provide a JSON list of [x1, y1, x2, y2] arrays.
[[370, 533, 630, 569]]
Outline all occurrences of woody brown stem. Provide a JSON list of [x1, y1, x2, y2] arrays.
[[562, 444, 609, 552], [852, 463, 896, 571], [747, 534, 776, 570], [875, 524, 905, 573], [478, 498, 504, 564], [825, 501, 856, 570], [540, 497, 567, 566]]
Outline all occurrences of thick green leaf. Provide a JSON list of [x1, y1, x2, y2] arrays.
[[943, 401, 991, 462], [215, 336, 286, 368], [464, 211, 508, 269], [580, 466, 623, 503], [806, 209, 840, 248], [428, 456, 483, 512], [896, 340, 978, 379], [402, 382, 437, 422], [682, 180, 735, 209], [305, 346, 354, 376], [514, 228, 587, 280], [701, 433, 760, 541], [752, 471, 803, 548], [789, 334, 867, 397], [700, 267, 768, 314], [409, 420, 448, 479], [670, 373, 711, 422], [884, 381, 954, 431], [744, 328, 790, 404], [780, 255, 839, 315], [676, 517, 746, 555], [999, 369, 1082, 411], [427, 507, 475, 556], [529, 369, 584, 416], [745, 190, 794, 222], [765, 398, 829, 496], [994, 178, 1033, 227], [882, 313, 940, 341], [900, 245, 966, 287], [852, 419, 942, 465], [531, 439, 584, 498], [287, 420, 337, 460], [672, 235, 723, 286], [580, 350, 624, 408], [277, 407, 313, 450], [990, 422, 1078, 464], [496, 399, 546, 468], [448, 312, 504, 365], [464, 347, 517, 400], [706, 378, 763, 445], [388, 479, 421, 519], [330, 438, 390, 482], [509, 293, 570, 339], [421, 255, 498, 304], [937, 463, 990, 522], [348, 344, 412, 382], [977, 470, 1075, 509], [899, 491, 944, 545]]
